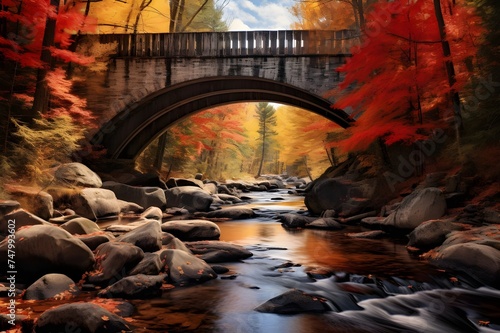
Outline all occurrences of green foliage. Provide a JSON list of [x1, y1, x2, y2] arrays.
[[10, 115, 85, 184], [254, 102, 278, 176]]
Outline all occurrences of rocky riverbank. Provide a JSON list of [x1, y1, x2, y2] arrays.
[[0, 161, 499, 332]]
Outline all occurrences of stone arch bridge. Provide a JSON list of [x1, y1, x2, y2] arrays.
[[83, 30, 357, 160]]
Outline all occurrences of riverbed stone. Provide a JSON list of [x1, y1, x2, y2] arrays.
[[76, 232, 114, 250], [6, 185, 53, 220], [117, 220, 162, 252], [0, 200, 20, 218], [431, 243, 500, 288], [196, 207, 256, 220], [214, 193, 242, 204], [70, 188, 121, 220], [161, 220, 220, 241], [0, 225, 95, 283], [60, 217, 100, 235], [98, 274, 167, 299], [305, 217, 344, 230], [103, 181, 167, 210], [129, 253, 163, 275], [161, 233, 192, 253], [0, 208, 50, 235], [54, 162, 102, 188], [139, 206, 163, 221], [117, 199, 144, 213], [186, 240, 253, 263], [346, 230, 387, 239], [279, 213, 316, 228], [24, 274, 77, 300], [88, 242, 144, 286], [158, 249, 217, 285], [165, 186, 213, 212], [34, 303, 131, 333], [382, 187, 446, 230], [407, 219, 465, 250], [166, 177, 204, 188], [255, 289, 331, 314]]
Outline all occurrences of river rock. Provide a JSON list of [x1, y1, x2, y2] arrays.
[[98, 274, 167, 299], [255, 289, 331, 314], [0, 225, 95, 283], [89, 242, 144, 286], [431, 243, 500, 288], [185, 240, 253, 262], [34, 303, 131, 333], [382, 187, 446, 230], [279, 213, 316, 228], [76, 232, 114, 250], [60, 217, 100, 235], [161, 233, 192, 253], [139, 206, 163, 221], [166, 177, 204, 188], [165, 186, 213, 212], [6, 185, 53, 220], [407, 219, 465, 250], [24, 274, 77, 300], [54, 162, 102, 188], [103, 181, 166, 210], [126, 173, 167, 189], [158, 249, 217, 285], [215, 193, 242, 204], [117, 220, 162, 252], [0, 200, 20, 218], [0, 208, 50, 235], [196, 207, 256, 220], [117, 199, 144, 213], [129, 253, 162, 275], [305, 218, 344, 230], [161, 220, 220, 241], [346, 230, 387, 239], [70, 188, 121, 220]]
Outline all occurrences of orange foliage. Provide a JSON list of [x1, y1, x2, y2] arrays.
[[291, 0, 357, 30]]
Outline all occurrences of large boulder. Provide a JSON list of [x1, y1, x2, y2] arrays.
[[98, 274, 167, 299], [117, 220, 162, 252], [161, 233, 192, 253], [129, 253, 163, 275], [6, 185, 53, 220], [158, 249, 217, 285], [0, 225, 95, 283], [255, 289, 331, 314], [88, 242, 144, 286], [60, 217, 100, 235], [102, 181, 166, 210], [407, 219, 464, 250], [186, 241, 253, 263], [24, 274, 77, 300], [70, 188, 121, 220], [161, 220, 220, 241], [431, 243, 500, 288], [383, 187, 447, 230], [0, 208, 50, 235], [54, 162, 102, 188], [165, 186, 213, 212], [34, 303, 131, 333]]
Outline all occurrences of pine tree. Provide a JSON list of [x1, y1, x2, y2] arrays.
[[254, 102, 277, 177]]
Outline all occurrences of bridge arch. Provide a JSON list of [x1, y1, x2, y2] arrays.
[[91, 76, 353, 160]]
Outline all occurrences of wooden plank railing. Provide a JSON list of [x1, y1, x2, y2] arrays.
[[96, 30, 359, 58]]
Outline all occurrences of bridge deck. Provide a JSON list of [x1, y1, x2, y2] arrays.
[[97, 30, 358, 58]]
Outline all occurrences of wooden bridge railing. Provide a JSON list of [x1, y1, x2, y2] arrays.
[[97, 30, 359, 58]]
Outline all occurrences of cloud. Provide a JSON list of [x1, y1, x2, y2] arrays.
[[228, 18, 251, 31], [223, 0, 296, 31]]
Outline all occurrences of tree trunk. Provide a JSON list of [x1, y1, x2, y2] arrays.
[[256, 123, 266, 177], [154, 133, 168, 173], [32, 0, 59, 116]]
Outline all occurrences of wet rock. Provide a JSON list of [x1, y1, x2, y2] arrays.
[[431, 243, 500, 288], [6, 185, 53, 220], [0, 200, 21, 218], [161, 233, 192, 253], [196, 207, 256, 220], [34, 303, 131, 333], [305, 217, 343, 230], [76, 232, 114, 251], [139, 206, 163, 221], [129, 253, 162, 275], [24, 274, 77, 300], [165, 186, 213, 212], [255, 289, 331, 314], [54, 162, 102, 188], [117, 220, 162, 252], [166, 177, 204, 188], [158, 249, 217, 285], [214, 193, 242, 204], [88, 242, 144, 286], [70, 188, 121, 220], [98, 274, 167, 299], [161, 220, 220, 241], [279, 213, 316, 228], [0, 208, 50, 235], [382, 187, 446, 230], [103, 181, 167, 210], [60, 217, 100, 235], [117, 200, 144, 213], [211, 265, 229, 274], [0, 225, 94, 283], [185, 240, 253, 263], [407, 219, 464, 250], [346, 230, 387, 239]]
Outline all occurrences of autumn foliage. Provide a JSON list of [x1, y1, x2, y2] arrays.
[[330, 0, 484, 152]]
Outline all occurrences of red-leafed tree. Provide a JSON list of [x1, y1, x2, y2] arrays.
[[330, 0, 483, 152]]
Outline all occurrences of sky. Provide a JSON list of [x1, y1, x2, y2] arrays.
[[223, 0, 297, 31]]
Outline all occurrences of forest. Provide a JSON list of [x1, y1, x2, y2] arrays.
[[0, 0, 498, 188]]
